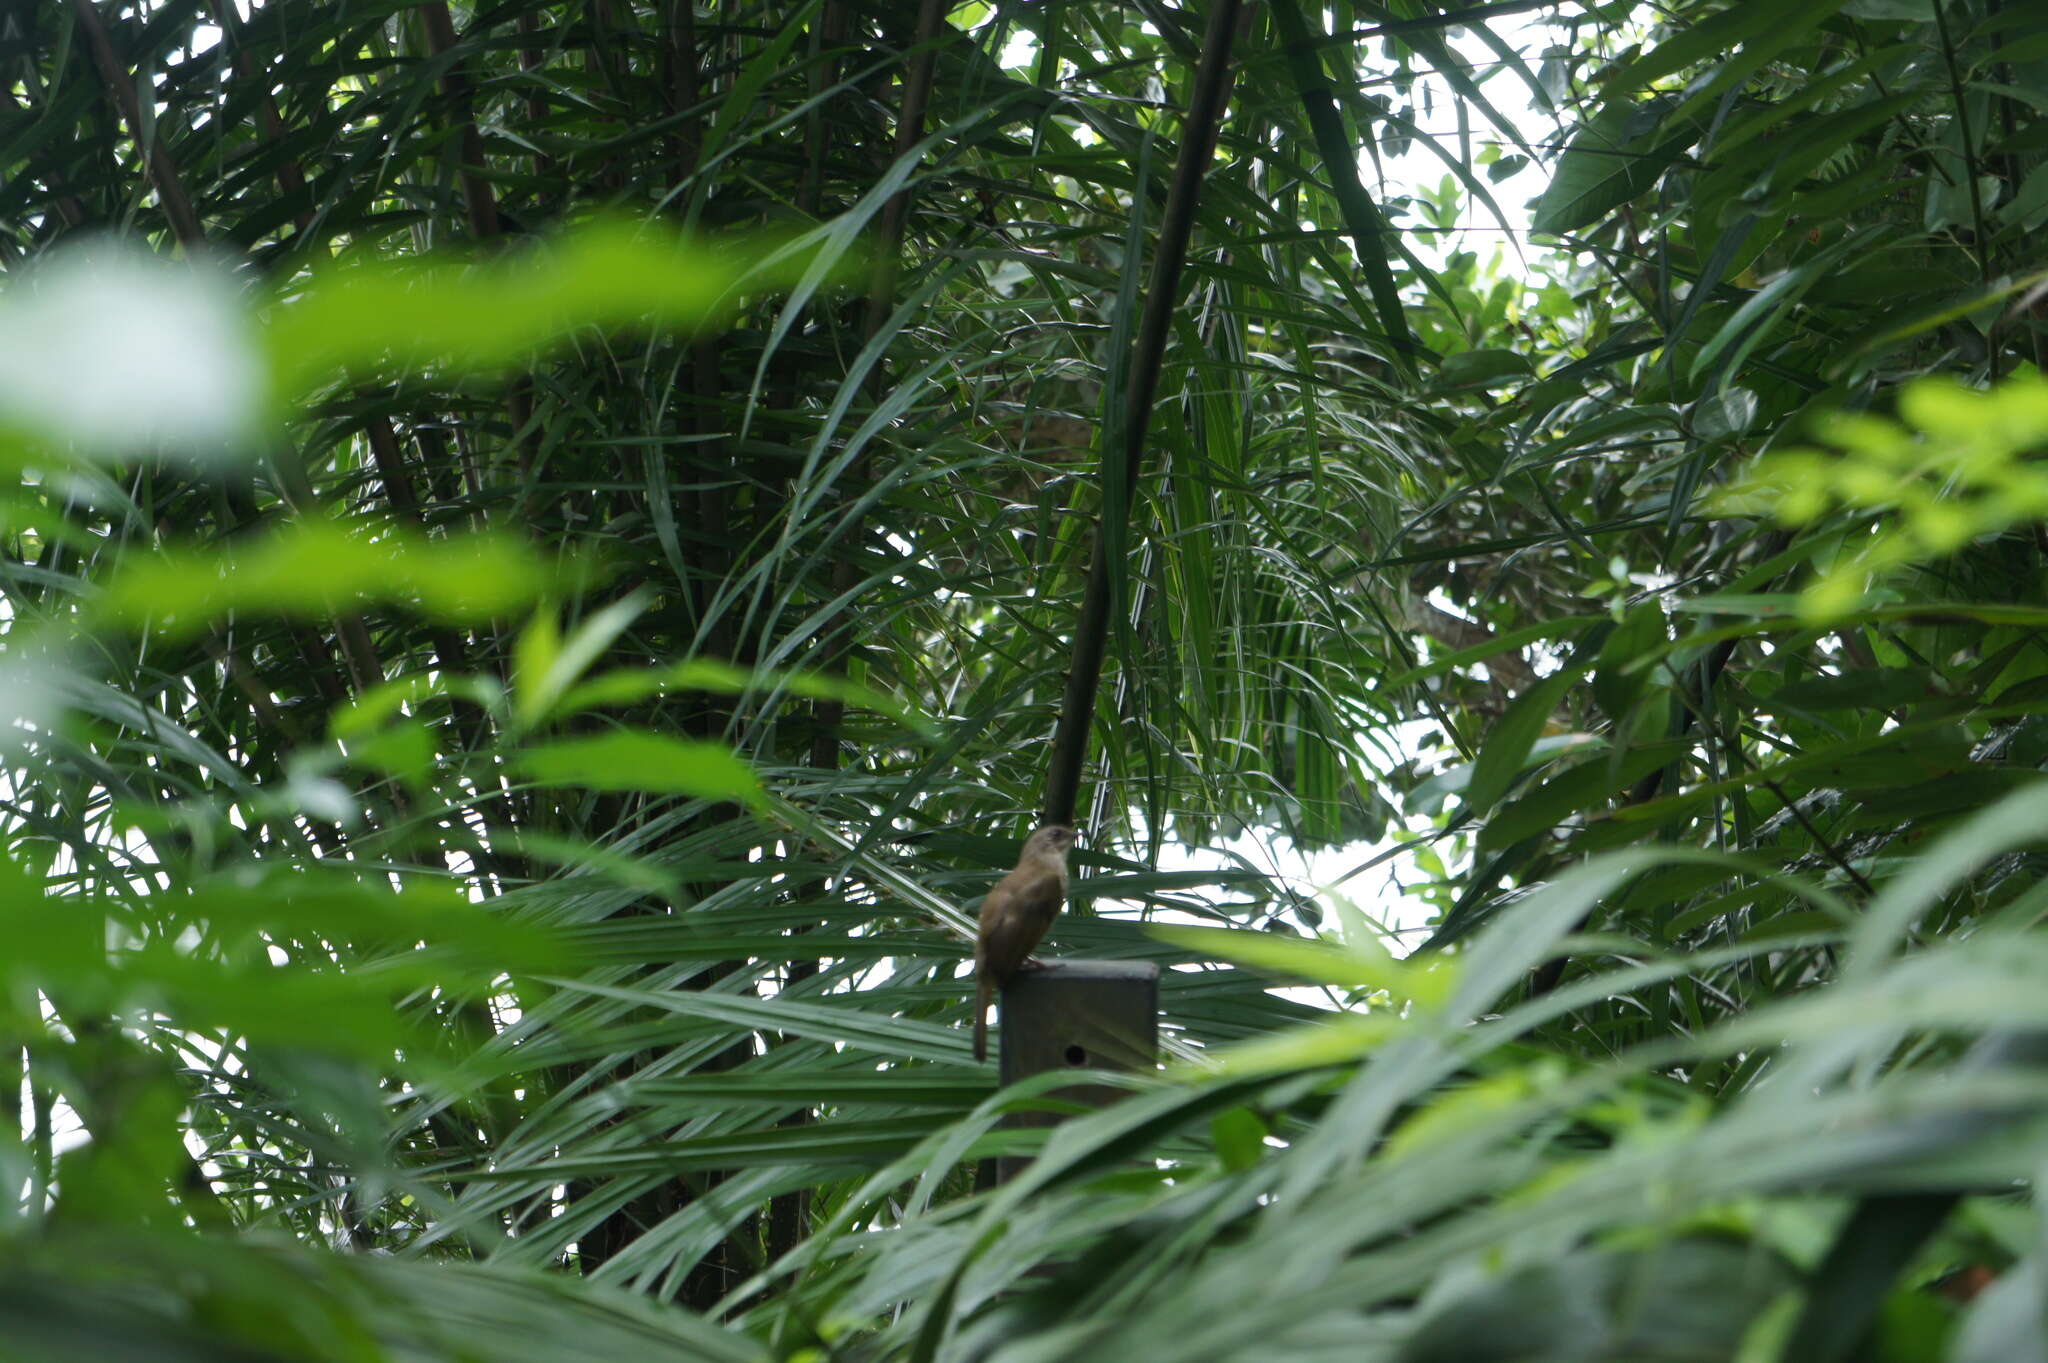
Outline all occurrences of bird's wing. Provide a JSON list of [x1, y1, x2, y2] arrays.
[[986, 872, 1065, 965], [978, 917, 1033, 974]]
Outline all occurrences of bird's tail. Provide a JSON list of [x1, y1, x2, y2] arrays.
[[973, 973, 992, 1063]]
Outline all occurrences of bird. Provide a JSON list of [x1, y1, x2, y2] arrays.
[[972, 824, 1077, 1063]]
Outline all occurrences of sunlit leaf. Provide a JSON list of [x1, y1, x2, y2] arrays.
[[96, 524, 581, 637], [554, 657, 934, 735], [514, 729, 764, 808], [266, 218, 824, 395]]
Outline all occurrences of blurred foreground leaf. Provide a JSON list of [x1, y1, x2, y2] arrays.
[[96, 523, 585, 638], [266, 218, 828, 396], [514, 729, 765, 808]]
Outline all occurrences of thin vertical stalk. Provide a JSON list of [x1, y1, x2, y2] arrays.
[[417, 3, 502, 240], [1041, 0, 1244, 828]]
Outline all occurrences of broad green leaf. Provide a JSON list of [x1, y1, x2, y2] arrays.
[[514, 730, 764, 808], [266, 218, 823, 395], [1185, 1014, 1405, 1078], [1151, 923, 1457, 1008], [98, 523, 576, 638], [1465, 668, 1582, 817], [1530, 102, 1699, 236]]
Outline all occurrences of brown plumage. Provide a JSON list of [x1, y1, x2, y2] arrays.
[[972, 824, 1077, 1063]]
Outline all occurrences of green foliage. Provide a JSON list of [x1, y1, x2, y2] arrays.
[[99, 523, 572, 636], [265, 218, 826, 397], [1724, 374, 2048, 619], [516, 729, 767, 807], [5, 0, 2048, 1359]]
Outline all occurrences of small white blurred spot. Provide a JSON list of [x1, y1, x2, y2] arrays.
[[0, 237, 262, 462]]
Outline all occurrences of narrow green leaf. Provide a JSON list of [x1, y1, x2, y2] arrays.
[[1764, 668, 1945, 712], [1270, 0, 1419, 366], [1465, 669, 1581, 817], [554, 658, 934, 736]]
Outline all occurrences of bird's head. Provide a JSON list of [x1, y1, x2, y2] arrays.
[[1026, 824, 1078, 857]]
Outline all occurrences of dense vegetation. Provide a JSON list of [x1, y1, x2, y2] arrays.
[[5, 0, 2048, 1358]]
